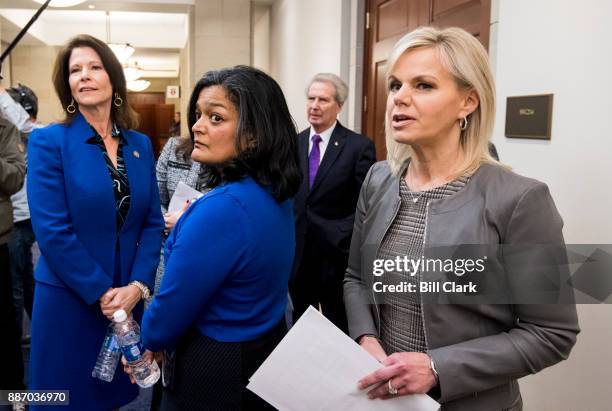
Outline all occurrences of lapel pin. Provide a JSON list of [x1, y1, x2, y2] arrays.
[[133, 150, 140, 158], [334, 141, 339, 146]]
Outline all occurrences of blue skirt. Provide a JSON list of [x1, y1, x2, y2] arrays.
[[29, 281, 139, 411]]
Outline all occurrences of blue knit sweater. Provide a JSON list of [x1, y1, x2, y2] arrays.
[[142, 176, 294, 350]]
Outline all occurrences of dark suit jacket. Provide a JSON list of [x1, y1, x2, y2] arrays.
[[293, 121, 376, 279]]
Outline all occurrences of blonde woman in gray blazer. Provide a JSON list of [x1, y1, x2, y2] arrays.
[[345, 27, 578, 411]]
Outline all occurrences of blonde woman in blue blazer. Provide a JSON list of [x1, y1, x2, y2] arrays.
[[26, 35, 163, 410]]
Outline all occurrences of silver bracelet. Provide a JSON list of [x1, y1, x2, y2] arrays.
[[130, 280, 151, 301]]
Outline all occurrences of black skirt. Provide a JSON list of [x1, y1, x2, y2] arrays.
[[161, 320, 286, 411]]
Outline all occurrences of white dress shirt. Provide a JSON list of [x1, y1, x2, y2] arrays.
[[308, 121, 337, 165]]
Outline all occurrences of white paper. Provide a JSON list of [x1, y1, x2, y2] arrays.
[[168, 181, 203, 214], [247, 306, 440, 411]]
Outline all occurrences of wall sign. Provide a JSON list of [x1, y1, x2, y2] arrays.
[[505, 94, 553, 140], [166, 85, 180, 99]]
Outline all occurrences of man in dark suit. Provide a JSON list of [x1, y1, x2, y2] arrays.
[[291, 73, 376, 332]]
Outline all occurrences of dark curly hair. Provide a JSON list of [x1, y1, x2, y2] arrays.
[[188, 65, 302, 202]]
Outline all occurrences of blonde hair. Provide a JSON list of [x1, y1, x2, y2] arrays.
[[385, 26, 498, 176]]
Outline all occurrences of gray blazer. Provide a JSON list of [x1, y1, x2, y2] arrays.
[[156, 137, 204, 214], [344, 161, 579, 410]]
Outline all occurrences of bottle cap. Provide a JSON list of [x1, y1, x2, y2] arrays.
[[113, 309, 128, 323]]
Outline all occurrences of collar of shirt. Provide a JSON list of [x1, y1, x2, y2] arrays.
[[308, 121, 337, 162], [85, 122, 126, 145]]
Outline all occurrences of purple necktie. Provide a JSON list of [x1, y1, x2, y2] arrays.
[[309, 134, 322, 188]]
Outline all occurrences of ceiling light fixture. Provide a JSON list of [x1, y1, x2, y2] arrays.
[[108, 43, 135, 64], [127, 80, 151, 92], [32, 0, 87, 6], [105, 11, 135, 63], [123, 62, 143, 82]]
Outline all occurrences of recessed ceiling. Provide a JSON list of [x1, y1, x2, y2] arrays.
[[0, 15, 45, 46], [0, 1, 191, 78], [1, 0, 194, 13], [130, 48, 181, 78]]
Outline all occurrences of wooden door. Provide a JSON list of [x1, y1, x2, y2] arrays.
[[129, 101, 175, 158], [128, 92, 165, 105], [155, 104, 176, 150], [130, 103, 160, 157], [431, 0, 491, 50], [362, 0, 491, 160], [363, 0, 429, 160]]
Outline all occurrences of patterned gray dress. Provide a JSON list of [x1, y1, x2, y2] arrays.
[[378, 174, 469, 354]]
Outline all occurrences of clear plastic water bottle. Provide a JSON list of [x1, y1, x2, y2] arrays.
[[113, 309, 160, 388], [92, 323, 120, 382]]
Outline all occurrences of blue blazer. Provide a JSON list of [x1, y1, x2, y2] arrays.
[[27, 113, 164, 305]]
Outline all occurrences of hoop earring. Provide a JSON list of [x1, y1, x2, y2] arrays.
[[67, 99, 76, 114], [114, 92, 123, 107], [459, 116, 468, 131]]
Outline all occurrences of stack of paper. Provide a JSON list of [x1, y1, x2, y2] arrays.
[[247, 306, 440, 411], [168, 181, 204, 213]]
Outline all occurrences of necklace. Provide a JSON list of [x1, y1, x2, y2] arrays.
[[407, 190, 424, 204], [404, 164, 453, 204], [404, 165, 427, 204]]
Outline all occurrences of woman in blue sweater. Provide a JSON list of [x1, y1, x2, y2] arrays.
[[138, 66, 301, 410]]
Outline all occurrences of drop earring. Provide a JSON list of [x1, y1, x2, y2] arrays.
[[114, 92, 123, 107], [67, 99, 76, 114]]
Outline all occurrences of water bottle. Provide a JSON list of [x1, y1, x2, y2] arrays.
[[113, 309, 160, 388], [92, 323, 120, 382]]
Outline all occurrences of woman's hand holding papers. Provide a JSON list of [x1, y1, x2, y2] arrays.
[[358, 352, 437, 400]]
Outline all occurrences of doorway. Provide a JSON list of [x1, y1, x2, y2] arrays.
[[128, 92, 175, 158]]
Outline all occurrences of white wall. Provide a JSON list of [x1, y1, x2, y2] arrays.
[[269, 0, 349, 131], [347, 0, 365, 133], [10, 44, 63, 124], [491, 1, 612, 409], [193, 0, 251, 75], [179, 25, 192, 138], [252, 4, 270, 73]]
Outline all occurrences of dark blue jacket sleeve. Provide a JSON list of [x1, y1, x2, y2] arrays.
[[129, 136, 164, 290], [141, 192, 249, 351], [27, 127, 113, 304], [354, 138, 376, 192]]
